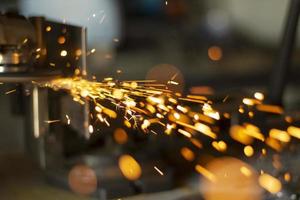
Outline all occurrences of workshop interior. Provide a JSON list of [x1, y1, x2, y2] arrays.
[[1, 0, 300, 199]]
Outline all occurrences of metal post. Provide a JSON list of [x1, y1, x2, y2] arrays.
[[268, 0, 300, 105]]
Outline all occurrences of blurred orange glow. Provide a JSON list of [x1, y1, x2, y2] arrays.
[[258, 173, 282, 194], [261, 148, 267, 156], [68, 165, 97, 195], [200, 157, 262, 200], [124, 120, 132, 128], [243, 98, 254, 106], [60, 50, 67, 57], [285, 116, 293, 123], [208, 46, 223, 61], [88, 125, 94, 134], [180, 147, 195, 161], [75, 49, 82, 56], [254, 92, 264, 101], [265, 137, 283, 152], [119, 155, 142, 181], [178, 129, 192, 138], [58, 36, 66, 44], [256, 104, 283, 114], [269, 129, 290, 143], [240, 166, 252, 177], [195, 164, 217, 183], [113, 128, 128, 144], [272, 154, 282, 170], [212, 140, 227, 152], [194, 123, 217, 139], [112, 89, 124, 100], [287, 126, 300, 139], [202, 103, 220, 120], [244, 145, 254, 157], [230, 125, 254, 145], [189, 86, 214, 95], [190, 138, 203, 148], [284, 172, 291, 182], [45, 26, 52, 32], [244, 124, 265, 141]]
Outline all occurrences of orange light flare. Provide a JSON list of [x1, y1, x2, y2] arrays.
[[180, 147, 195, 161], [258, 173, 282, 194], [269, 129, 290, 143], [256, 104, 283, 114], [68, 164, 98, 195], [212, 140, 227, 152], [199, 157, 262, 200], [118, 154, 142, 181], [113, 128, 128, 144], [244, 145, 254, 157], [208, 46, 223, 61]]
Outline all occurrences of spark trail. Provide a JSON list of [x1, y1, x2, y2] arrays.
[[41, 77, 300, 196]]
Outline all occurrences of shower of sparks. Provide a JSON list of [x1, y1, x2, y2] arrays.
[[5, 89, 16, 95], [154, 166, 164, 176], [43, 77, 223, 140], [39, 76, 300, 195]]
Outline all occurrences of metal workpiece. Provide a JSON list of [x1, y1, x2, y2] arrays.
[[0, 14, 36, 45], [0, 14, 86, 81], [0, 13, 90, 175], [0, 45, 29, 73], [0, 14, 36, 74]]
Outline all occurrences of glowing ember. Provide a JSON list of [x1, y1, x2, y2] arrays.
[[180, 147, 195, 161], [284, 172, 291, 182], [44, 119, 60, 124], [254, 92, 264, 101], [113, 128, 128, 144], [118, 154, 142, 181], [287, 126, 300, 139], [208, 46, 222, 61], [88, 125, 94, 134], [256, 104, 283, 114], [154, 166, 164, 176], [212, 140, 227, 152], [66, 114, 71, 125], [60, 50, 68, 57], [240, 166, 252, 177], [258, 173, 282, 194], [269, 129, 290, 143], [195, 164, 217, 183], [244, 145, 254, 157], [5, 89, 16, 95]]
